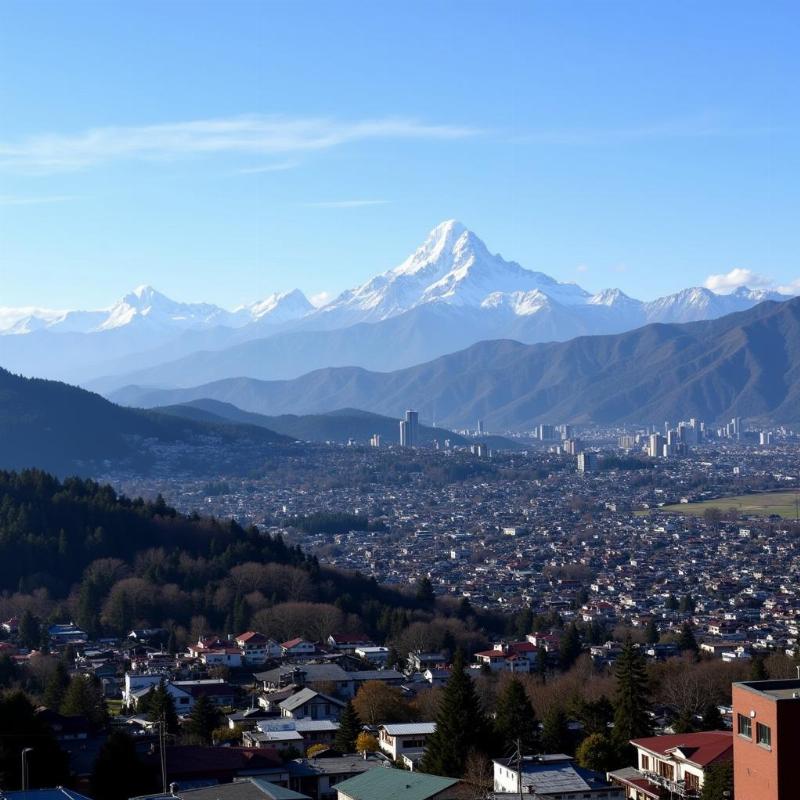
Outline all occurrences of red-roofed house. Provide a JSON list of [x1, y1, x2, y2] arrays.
[[235, 631, 281, 664], [281, 638, 316, 659], [473, 641, 539, 672], [609, 731, 732, 798]]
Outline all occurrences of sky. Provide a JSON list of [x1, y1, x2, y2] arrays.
[[0, 0, 798, 310]]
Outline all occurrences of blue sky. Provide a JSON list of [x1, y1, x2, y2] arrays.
[[0, 0, 798, 309]]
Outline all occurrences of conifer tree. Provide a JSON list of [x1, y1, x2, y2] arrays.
[[613, 637, 652, 745], [60, 674, 108, 728], [420, 650, 490, 777], [494, 678, 538, 756], [334, 700, 362, 753], [90, 730, 152, 800], [541, 705, 571, 754], [415, 576, 435, 607], [43, 661, 71, 709], [677, 622, 699, 655], [559, 623, 582, 669], [143, 679, 179, 734], [701, 702, 724, 730], [184, 694, 220, 744], [644, 619, 659, 645]]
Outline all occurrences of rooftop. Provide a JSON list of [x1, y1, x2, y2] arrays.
[[735, 678, 800, 700]]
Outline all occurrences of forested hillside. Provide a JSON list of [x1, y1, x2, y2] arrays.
[[0, 470, 502, 653]]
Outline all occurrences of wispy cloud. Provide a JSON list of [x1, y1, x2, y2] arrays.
[[704, 267, 772, 293], [0, 194, 78, 206], [301, 199, 390, 209], [0, 115, 478, 173], [777, 278, 800, 296], [309, 291, 333, 308], [233, 160, 300, 175]]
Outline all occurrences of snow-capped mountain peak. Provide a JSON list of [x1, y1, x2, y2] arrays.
[[245, 289, 314, 324]]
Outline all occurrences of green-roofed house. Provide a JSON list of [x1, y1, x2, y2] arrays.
[[334, 768, 466, 800]]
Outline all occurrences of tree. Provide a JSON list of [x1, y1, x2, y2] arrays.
[[559, 624, 582, 669], [750, 655, 768, 681], [420, 650, 490, 777], [575, 733, 618, 773], [142, 680, 179, 734], [90, 730, 153, 800], [677, 622, 699, 655], [43, 661, 71, 709], [184, 694, 220, 744], [18, 609, 41, 650], [540, 705, 571, 754], [613, 638, 651, 745], [666, 594, 679, 611], [701, 703, 724, 731], [679, 594, 696, 614], [334, 701, 362, 752], [355, 731, 379, 752], [0, 691, 69, 788], [643, 619, 659, 645], [352, 681, 409, 725], [415, 576, 435, 607], [701, 760, 734, 800], [494, 678, 538, 755], [60, 674, 108, 728]]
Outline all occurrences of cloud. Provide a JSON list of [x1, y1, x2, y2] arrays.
[[777, 278, 800, 296], [0, 194, 77, 206], [309, 291, 333, 308], [0, 115, 478, 173], [301, 199, 390, 208], [233, 160, 300, 175], [575, 264, 589, 273], [704, 268, 772, 293]]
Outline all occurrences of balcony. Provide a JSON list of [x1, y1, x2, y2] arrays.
[[641, 769, 700, 798]]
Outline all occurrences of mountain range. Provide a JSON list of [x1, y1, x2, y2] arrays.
[[112, 297, 800, 428], [0, 368, 291, 475], [1, 221, 791, 390]]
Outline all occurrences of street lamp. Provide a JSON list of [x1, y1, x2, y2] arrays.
[[21, 747, 33, 790]]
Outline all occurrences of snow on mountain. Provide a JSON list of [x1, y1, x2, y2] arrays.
[[315, 220, 589, 324], [243, 289, 314, 324]]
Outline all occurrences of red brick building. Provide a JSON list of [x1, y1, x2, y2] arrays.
[[732, 679, 800, 799]]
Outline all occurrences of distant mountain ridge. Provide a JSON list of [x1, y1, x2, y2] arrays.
[[0, 221, 793, 389], [154, 398, 522, 449], [0, 368, 292, 475], [112, 297, 800, 428]]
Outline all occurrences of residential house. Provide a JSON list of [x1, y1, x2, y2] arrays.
[[494, 754, 623, 798], [279, 687, 345, 721], [378, 722, 436, 761]]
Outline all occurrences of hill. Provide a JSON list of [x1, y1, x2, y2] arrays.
[[111, 297, 800, 428], [0, 368, 292, 475], [153, 399, 522, 449]]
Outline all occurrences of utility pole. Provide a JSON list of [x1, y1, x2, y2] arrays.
[[159, 717, 168, 794], [21, 747, 33, 790], [512, 738, 524, 800]]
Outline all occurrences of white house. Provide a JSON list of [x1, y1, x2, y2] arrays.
[[235, 631, 281, 664], [279, 687, 346, 721], [281, 638, 317, 659], [378, 722, 436, 761], [494, 754, 623, 798]]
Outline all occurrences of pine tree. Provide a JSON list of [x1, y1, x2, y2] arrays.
[[613, 637, 652, 745], [143, 680, 179, 734], [60, 674, 108, 728], [334, 700, 362, 753], [18, 609, 40, 650], [540, 705, 571, 754], [644, 619, 659, 645], [559, 623, 582, 669], [494, 678, 538, 755], [415, 576, 435, 607], [90, 730, 152, 800], [750, 655, 768, 680], [701, 703, 724, 731], [420, 650, 490, 777], [677, 622, 699, 655], [184, 694, 220, 744], [666, 594, 679, 611], [43, 661, 71, 709]]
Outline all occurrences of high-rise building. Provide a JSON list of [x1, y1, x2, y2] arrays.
[[537, 423, 557, 441], [760, 431, 772, 446], [477, 419, 485, 435], [563, 438, 583, 455], [577, 452, 599, 472], [732, 679, 800, 799], [399, 410, 419, 448], [647, 433, 664, 458], [370, 434, 381, 447]]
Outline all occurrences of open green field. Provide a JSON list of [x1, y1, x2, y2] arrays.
[[658, 490, 800, 519]]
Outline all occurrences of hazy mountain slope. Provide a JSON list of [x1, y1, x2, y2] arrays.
[[0, 368, 291, 474], [111, 298, 800, 427]]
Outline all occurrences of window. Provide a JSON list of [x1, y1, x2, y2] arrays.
[[641, 755, 650, 771], [757, 722, 772, 748], [737, 713, 752, 738]]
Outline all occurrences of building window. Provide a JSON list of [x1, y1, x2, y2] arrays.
[[757, 722, 771, 748], [737, 713, 752, 739], [641, 755, 649, 771]]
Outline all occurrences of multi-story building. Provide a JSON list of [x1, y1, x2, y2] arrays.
[[732, 678, 800, 800], [399, 410, 419, 448]]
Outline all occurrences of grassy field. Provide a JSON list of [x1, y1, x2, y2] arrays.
[[658, 490, 800, 519]]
